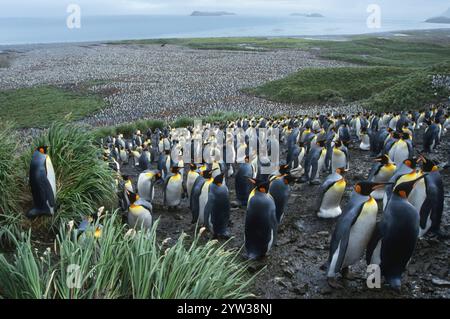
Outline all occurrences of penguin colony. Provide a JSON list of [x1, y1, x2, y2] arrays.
[[29, 107, 449, 292]]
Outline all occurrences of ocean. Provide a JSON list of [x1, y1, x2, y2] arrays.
[[1, 15, 450, 45]]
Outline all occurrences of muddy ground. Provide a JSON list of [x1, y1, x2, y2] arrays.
[[122, 128, 450, 299]]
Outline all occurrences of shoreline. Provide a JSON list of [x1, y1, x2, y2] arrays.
[[1, 28, 450, 49]]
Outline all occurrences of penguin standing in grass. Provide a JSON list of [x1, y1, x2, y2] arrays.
[[244, 178, 277, 260], [366, 176, 425, 291], [137, 170, 162, 203], [316, 167, 347, 219], [409, 156, 445, 238], [27, 146, 57, 218], [269, 164, 293, 223], [326, 181, 389, 288], [163, 166, 184, 209], [367, 154, 396, 200], [204, 174, 231, 239], [127, 192, 153, 231]]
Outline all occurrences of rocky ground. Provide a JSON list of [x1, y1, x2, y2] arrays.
[[0, 43, 361, 126], [120, 128, 450, 299]]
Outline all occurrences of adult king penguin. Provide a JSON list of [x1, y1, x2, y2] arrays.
[[269, 164, 294, 223], [163, 166, 184, 209], [409, 156, 445, 238], [27, 146, 57, 218], [244, 178, 277, 260], [316, 167, 347, 219], [137, 170, 162, 203], [367, 176, 425, 291], [327, 181, 389, 288], [127, 192, 153, 231], [204, 173, 231, 239]]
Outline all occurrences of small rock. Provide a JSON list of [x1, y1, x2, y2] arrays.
[[283, 268, 295, 278], [174, 214, 183, 220], [432, 278, 450, 287], [230, 201, 240, 208], [320, 285, 332, 295]]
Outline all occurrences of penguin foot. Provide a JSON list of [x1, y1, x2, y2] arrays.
[[26, 208, 52, 219], [430, 229, 450, 240], [297, 176, 309, 184], [327, 277, 343, 289]]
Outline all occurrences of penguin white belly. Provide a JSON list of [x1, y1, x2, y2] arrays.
[[328, 242, 341, 277], [165, 176, 182, 207], [267, 230, 274, 254], [198, 181, 212, 225], [419, 216, 432, 238], [45, 156, 56, 199], [359, 135, 370, 151], [128, 207, 152, 230], [318, 180, 345, 218], [315, 151, 327, 180], [186, 172, 199, 199], [392, 141, 409, 166], [137, 177, 153, 202], [331, 152, 346, 172], [343, 200, 378, 268], [408, 179, 426, 212]]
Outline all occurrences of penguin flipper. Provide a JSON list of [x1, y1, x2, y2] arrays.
[[163, 175, 171, 206], [366, 222, 383, 265]]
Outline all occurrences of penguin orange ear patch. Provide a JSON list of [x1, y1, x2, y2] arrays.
[[39, 147, 45, 154], [399, 190, 407, 198]]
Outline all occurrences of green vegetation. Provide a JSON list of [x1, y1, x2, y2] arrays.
[[0, 86, 107, 128], [24, 121, 117, 229], [0, 213, 257, 299], [0, 123, 23, 244]]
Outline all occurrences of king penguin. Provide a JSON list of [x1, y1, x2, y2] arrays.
[[366, 176, 425, 291], [367, 154, 396, 200], [27, 146, 57, 218], [269, 164, 294, 223], [204, 173, 231, 239], [316, 167, 347, 219], [137, 170, 162, 203], [244, 178, 277, 260], [235, 156, 255, 206], [326, 181, 389, 288], [163, 166, 184, 209], [409, 156, 445, 238], [127, 192, 153, 231]]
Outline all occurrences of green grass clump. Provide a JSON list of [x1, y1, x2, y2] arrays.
[[0, 212, 258, 299], [172, 117, 194, 128], [92, 119, 165, 139], [247, 66, 411, 105], [0, 86, 107, 128], [24, 121, 117, 229], [0, 122, 24, 245]]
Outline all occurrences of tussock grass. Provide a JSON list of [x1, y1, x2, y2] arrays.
[[24, 121, 117, 229], [0, 122, 24, 245], [0, 212, 258, 299]]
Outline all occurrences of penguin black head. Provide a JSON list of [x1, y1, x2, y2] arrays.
[[393, 131, 402, 139], [170, 166, 181, 174], [419, 156, 439, 173], [336, 167, 348, 175], [213, 174, 224, 186], [354, 181, 391, 196], [37, 145, 49, 154], [334, 140, 342, 148], [393, 175, 427, 199], [128, 192, 139, 204], [189, 163, 197, 171], [374, 154, 390, 165], [316, 139, 326, 148], [401, 132, 411, 140], [248, 178, 270, 193], [403, 158, 417, 170], [201, 169, 213, 179]]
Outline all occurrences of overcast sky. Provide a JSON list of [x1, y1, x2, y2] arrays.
[[1, 0, 448, 19]]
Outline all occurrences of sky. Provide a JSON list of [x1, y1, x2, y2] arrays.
[[0, 0, 449, 19]]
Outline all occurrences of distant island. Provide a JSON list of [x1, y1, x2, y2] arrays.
[[425, 7, 450, 24], [291, 13, 324, 18], [426, 17, 450, 24], [190, 11, 236, 17]]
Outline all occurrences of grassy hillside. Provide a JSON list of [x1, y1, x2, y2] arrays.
[[0, 86, 107, 128]]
